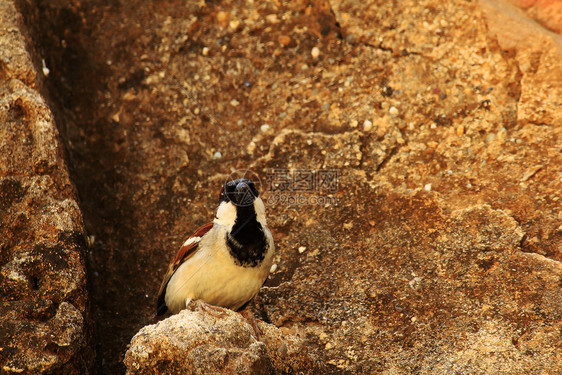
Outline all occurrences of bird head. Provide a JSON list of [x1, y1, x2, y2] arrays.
[[221, 178, 259, 207], [214, 178, 266, 227]]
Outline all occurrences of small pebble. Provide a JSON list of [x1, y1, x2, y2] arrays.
[[363, 120, 373, 131], [265, 14, 279, 23], [424, 183, 432, 192], [389, 106, 399, 116], [230, 99, 240, 107], [260, 124, 271, 132], [202, 47, 209, 56], [247, 141, 256, 154], [350, 119, 358, 128], [216, 11, 229, 23], [278, 35, 291, 46], [311, 46, 320, 59], [298, 246, 307, 254], [213, 151, 222, 159], [270, 264, 277, 273]]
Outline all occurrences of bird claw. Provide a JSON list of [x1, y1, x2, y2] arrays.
[[188, 299, 228, 318], [186, 301, 263, 341], [239, 308, 263, 341]]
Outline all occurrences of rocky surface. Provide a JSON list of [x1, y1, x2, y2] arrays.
[[0, 0, 91, 373], [5, 0, 561, 374], [507, 0, 562, 33], [124, 307, 319, 374]]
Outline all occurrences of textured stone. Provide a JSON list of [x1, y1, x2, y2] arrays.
[[124, 308, 318, 374], [481, 0, 562, 128], [505, 0, 562, 33], [0, 0, 90, 373], [7, 0, 561, 373]]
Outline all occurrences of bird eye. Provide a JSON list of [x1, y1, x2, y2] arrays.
[[226, 181, 237, 193], [220, 180, 237, 202]]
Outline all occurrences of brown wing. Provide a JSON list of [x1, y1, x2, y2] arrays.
[[156, 222, 214, 315]]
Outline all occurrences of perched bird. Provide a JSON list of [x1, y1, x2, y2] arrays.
[[157, 178, 274, 316]]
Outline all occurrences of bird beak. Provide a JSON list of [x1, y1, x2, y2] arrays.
[[233, 181, 254, 207]]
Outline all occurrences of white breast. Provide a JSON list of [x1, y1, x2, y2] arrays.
[[165, 224, 274, 313]]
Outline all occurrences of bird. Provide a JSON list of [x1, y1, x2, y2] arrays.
[[156, 178, 274, 316]]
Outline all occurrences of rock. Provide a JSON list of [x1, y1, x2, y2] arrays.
[[124, 308, 319, 374], [0, 1, 91, 373], [0, 1, 37, 87], [6, 0, 561, 373], [505, 0, 562, 33], [256, 184, 562, 373], [259, 129, 363, 169], [481, 0, 562, 128]]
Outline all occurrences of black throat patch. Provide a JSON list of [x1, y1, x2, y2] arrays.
[[226, 205, 268, 267]]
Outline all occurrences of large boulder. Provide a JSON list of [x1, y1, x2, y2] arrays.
[[6, 0, 560, 373], [0, 1, 91, 373]]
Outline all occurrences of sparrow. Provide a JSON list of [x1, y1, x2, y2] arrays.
[[157, 178, 274, 316]]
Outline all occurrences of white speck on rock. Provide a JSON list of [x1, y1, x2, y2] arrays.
[[311, 46, 320, 59], [41, 59, 50, 76], [363, 120, 373, 131]]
